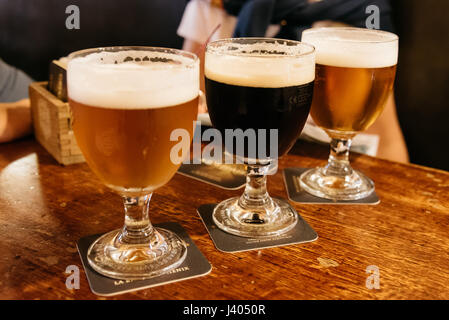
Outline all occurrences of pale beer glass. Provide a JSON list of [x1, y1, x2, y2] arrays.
[[67, 47, 199, 279], [205, 38, 315, 237], [300, 28, 398, 200]]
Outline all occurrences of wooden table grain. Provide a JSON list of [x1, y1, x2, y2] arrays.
[[0, 138, 448, 300]]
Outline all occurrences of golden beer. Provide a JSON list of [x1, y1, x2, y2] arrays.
[[311, 63, 396, 133], [300, 27, 399, 200], [70, 97, 198, 194]]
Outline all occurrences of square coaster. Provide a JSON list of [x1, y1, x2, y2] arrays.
[[77, 222, 212, 296], [283, 167, 380, 205], [178, 162, 246, 190], [197, 204, 318, 253]]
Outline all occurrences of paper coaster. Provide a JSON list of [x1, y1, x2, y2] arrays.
[[283, 167, 380, 205], [197, 204, 318, 253], [77, 222, 212, 296], [178, 162, 246, 190]]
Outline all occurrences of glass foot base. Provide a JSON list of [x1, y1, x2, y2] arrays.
[[299, 167, 374, 201], [87, 227, 187, 280], [212, 197, 298, 238]]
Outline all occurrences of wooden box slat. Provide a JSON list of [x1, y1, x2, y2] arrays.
[[29, 81, 85, 165]]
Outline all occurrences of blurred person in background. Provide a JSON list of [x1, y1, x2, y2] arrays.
[[178, 0, 409, 163], [0, 58, 33, 143], [178, 0, 280, 113]]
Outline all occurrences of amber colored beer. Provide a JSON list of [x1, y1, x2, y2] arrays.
[[68, 48, 199, 196], [311, 63, 396, 133], [302, 28, 398, 136], [70, 97, 198, 195], [299, 28, 399, 201]]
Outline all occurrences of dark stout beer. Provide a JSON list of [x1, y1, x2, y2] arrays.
[[203, 38, 316, 238], [205, 78, 314, 157], [298, 28, 399, 201], [204, 40, 315, 160]]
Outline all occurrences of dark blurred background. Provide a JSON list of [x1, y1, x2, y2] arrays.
[[392, 0, 449, 171], [0, 0, 448, 171], [0, 0, 188, 80]]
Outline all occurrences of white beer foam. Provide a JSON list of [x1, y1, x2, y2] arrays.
[[68, 50, 199, 109], [205, 41, 315, 88], [302, 28, 398, 68]]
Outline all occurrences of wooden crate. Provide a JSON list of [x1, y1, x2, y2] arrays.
[[29, 81, 85, 165]]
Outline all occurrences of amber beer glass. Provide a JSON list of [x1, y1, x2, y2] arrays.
[[205, 38, 315, 238], [67, 47, 199, 279], [300, 28, 398, 200]]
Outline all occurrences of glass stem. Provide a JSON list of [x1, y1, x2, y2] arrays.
[[324, 138, 353, 177], [238, 163, 273, 209], [118, 194, 155, 245]]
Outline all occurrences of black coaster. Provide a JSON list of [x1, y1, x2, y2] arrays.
[[77, 222, 212, 296], [197, 204, 318, 253], [283, 167, 380, 205], [178, 162, 246, 190]]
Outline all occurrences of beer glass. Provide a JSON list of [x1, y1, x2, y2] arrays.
[[205, 38, 315, 237], [300, 28, 398, 200], [67, 47, 199, 279]]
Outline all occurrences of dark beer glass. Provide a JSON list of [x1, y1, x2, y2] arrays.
[[300, 28, 398, 200], [68, 47, 199, 279], [205, 38, 315, 238]]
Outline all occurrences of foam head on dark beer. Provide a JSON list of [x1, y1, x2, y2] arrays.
[[205, 40, 315, 87]]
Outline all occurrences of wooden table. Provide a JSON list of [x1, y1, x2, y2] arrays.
[[0, 138, 448, 300]]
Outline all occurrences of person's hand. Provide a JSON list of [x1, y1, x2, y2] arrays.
[[0, 98, 32, 143]]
